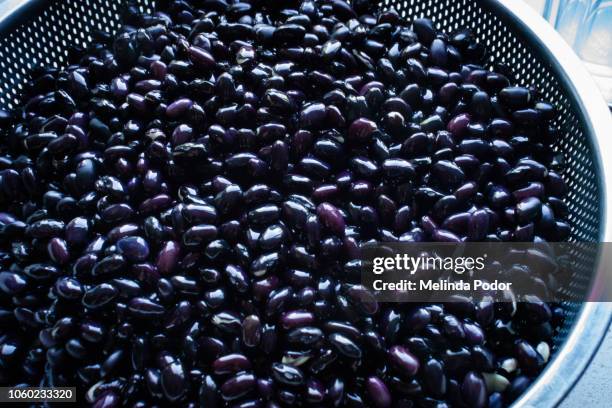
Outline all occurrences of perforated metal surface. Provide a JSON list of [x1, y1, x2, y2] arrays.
[[0, 0, 155, 108], [0, 0, 605, 396], [380, 0, 601, 347]]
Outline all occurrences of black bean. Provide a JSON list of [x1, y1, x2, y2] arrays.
[[242, 315, 261, 347], [461, 372, 487, 408], [213, 353, 251, 375], [92, 254, 126, 276], [161, 361, 186, 402], [128, 297, 165, 319], [117, 236, 150, 262], [507, 376, 531, 400], [0, 271, 27, 295], [221, 373, 256, 401], [287, 326, 324, 346], [224, 264, 250, 293], [329, 333, 362, 359], [499, 87, 531, 109], [270, 363, 304, 387], [183, 224, 218, 246], [516, 197, 542, 225], [188, 46, 216, 69], [413, 18, 436, 45], [424, 358, 447, 397], [348, 118, 377, 143], [389, 345, 420, 377], [382, 159, 416, 182], [279, 311, 313, 330], [317, 202, 345, 236], [516, 340, 544, 373], [82, 283, 118, 309], [366, 376, 392, 408], [300, 103, 327, 130], [345, 284, 378, 315]]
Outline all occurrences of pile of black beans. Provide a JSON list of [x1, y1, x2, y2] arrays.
[[0, 0, 569, 407]]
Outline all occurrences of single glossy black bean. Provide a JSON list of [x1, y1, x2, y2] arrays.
[[249, 252, 279, 278], [317, 202, 345, 236], [242, 315, 261, 348], [464, 322, 485, 345], [221, 373, 256, 401], [516, 197, 542, 225], [516, 339, 544, 374], [223, 264, 249, 293], [211, 311, 242, 334], [161, 361, 186, 402], [413, 18, 436, 44], [271, 362, 304, 386], [345, 284, 378, 315], [287, 326, 324, 346], [26, 219, 64, 238], [389, 345, 420, 377], [364, 377, 391, 408], [183, 224, 218, 246], [488, 185, 512, 209], [298, 103, 326, 130], [0, 271, 27, 295], [128, 297, 165, 319], [92, 254, 126, 276], [432, 160, 465, 189], [82, 283, 118, 309], [300, 157, 331, 179], [499, 86, 531, 109], [447, 113, 471, 137], [46, 237, 70, 265], [461, 372, 487, 408], [274, 24, 307, 45], [329, 333, 362, 359], [166, 98, 193, 119], [348, 118, 377, 143], [424, 358, 447, 397], [188, 45, 216, 69], [213, 353, 251, 375], [382, 159, 415, 182], [116, 236, 150, 262], [54, 277, 82, 300]]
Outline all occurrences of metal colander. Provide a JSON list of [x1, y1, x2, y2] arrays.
[[0, 0, 610, 406]]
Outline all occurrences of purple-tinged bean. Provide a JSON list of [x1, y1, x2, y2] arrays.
[[242, 315, 261, 348], [213, 354, 251, 375], [389, 345, 420, 377], [366, 376, 391, 408], [317, 202, 345, 236], [461, 372, 487, 408], [157, 241, 180, 275], [221, 373, 256, 401]]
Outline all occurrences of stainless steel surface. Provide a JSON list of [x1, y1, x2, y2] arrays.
[[0, 0, 610, 406], [560, 324, 612, 407]]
